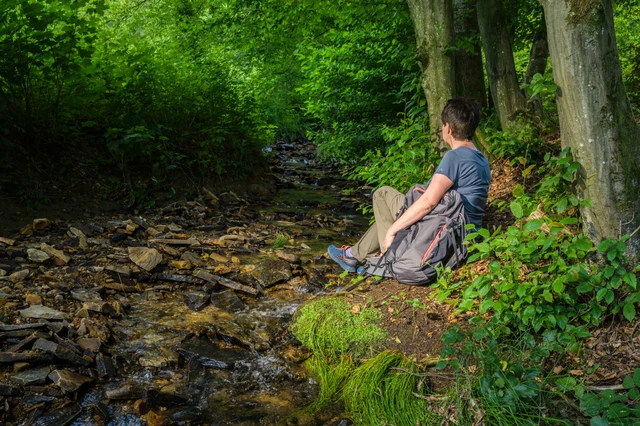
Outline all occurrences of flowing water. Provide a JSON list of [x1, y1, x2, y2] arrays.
[[69, 141, 370, 425]]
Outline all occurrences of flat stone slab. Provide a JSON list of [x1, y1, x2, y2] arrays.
[[48, 369, 92, 392], [177, 338, 247, 369], [251, 259, 292, 288], [70, 288, 102, 303], [128, 247, 163, 271], [27, 248, 50, 263], [10, 366, 51, 386], [20, 305, 69, 320]]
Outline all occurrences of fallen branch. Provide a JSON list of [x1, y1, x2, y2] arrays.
[[193, 269, 260, 296]]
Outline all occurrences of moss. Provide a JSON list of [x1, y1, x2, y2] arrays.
[[290, 296, 387, 359], [565, 0, 601, 26]]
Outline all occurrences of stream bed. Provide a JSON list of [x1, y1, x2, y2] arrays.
[[0, 140, 370, 425]]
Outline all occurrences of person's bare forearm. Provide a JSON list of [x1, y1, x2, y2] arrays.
[[388, 198, 435, 236]]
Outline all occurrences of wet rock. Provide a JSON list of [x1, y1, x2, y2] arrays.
[[32, 338, 90, 366], [77, 337, 101, 352], [169, 260, 191, 270], [134, 399, 151, 416], [91, 402, 111, 422], [10, 366, 51, 385], [25, 293, 42, 305], [23, 394, 57, 406], [133, 216, 150, 230], [110, 232, 128, 243], [129, 247, 163, 271], [0, 236, 16, 246], [251, 259, 292, 288], [69, 227, 88, 248], [142, 389, 189, 408], [184, 291, 210, 311], [106, 382, 143, 400], [10, 269, 30, 283], [0, 350, 54, 363], [105, 265, 131, 277], [48, 369, 92, 392], [181, 251, 204, 267], [210, 290, 245, 313], [276, 251, 301, 264], [303, 266, 330, 291], [31, 402, 82, 426], [207, 252, 229, 263], [28, 248, 50, 263], [96, 353, 117, 377], [20, 305, 70, 320], [177, 338, 247, 369], [70, 288, 102, 303], [40, 243, 70, 264], [0, 383, 19, 396], [146, 407, 201, 426], [83, 301, 117, 316]]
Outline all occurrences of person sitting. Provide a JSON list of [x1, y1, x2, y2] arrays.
[[328, 97, 491, 272]]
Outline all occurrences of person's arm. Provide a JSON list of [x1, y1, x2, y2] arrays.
[[381, 173, 453, 252]]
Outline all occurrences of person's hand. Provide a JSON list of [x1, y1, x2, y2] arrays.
[[381, 231, 396, 253]]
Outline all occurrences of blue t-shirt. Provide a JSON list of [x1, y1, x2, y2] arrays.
[[434, 147, 491, 228]]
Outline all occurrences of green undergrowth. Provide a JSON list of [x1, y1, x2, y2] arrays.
[[290, 297, 387, 359], [430, 146, 640, 424], [343, 351, 443, 425], [291, 298, 444, 425]]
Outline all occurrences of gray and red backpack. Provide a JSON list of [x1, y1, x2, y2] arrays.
[[360, 184, 468, 286]]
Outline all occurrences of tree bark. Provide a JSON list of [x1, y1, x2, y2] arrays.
[[476, 0, 527, 129], [407, 0, 456, 151], [453, 0, 486, 109], [542, 0, 640, 259], [523, 15, 549, 85]]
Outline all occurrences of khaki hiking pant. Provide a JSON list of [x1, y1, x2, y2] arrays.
[[351, 186, 405, 262]]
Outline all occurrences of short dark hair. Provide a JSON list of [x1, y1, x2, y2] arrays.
[[441, 98, 481, 140]]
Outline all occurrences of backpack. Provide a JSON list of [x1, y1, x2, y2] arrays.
[[360, 184, 468, 286]]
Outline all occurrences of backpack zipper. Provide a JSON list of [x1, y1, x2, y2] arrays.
[[421, 225, 446, 264]]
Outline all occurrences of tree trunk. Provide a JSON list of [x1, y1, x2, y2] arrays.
[[453, 0, 486, 109], [476, 0, 527, 129], [523, 15, 549, 85], [542, 0, 640, 259], [407, 0, 456, 151]]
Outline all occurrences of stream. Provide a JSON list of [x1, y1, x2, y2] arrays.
[[58, 140, 371, 425]]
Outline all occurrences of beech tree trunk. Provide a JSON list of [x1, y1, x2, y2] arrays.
[[523, 15, 549, 85], [477, 0, 527, 129], [407, 0, 455, 151], [453, 0, 486, 108], [542, 0, 640, 258]]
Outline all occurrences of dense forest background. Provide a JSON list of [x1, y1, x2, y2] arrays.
[[1, 0, 638, 211]]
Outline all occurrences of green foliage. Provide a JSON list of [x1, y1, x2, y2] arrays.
[[342, 351, 442, 426], [271, 234, 289, 249], [482, 115, 545, 165], [439, 326, 573, 425], [296, 3, 416, 163], [290, 297, 387, 359], [614, 1, 640, 113], [521, 72, 558, 106], [304, 354, 355, 414], [433, 148, 638, 350]]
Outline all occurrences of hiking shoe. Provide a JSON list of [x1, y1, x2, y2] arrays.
[[328, 245, 358, 273]]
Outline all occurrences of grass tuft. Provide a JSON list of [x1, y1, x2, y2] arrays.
[[290, 297, 387, 359], [342, 350, 442, 426]]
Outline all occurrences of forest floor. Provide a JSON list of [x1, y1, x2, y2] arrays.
[[0, 139, 638, 425]]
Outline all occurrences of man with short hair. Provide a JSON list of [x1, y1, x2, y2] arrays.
[[328, 97, 491, 272]]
